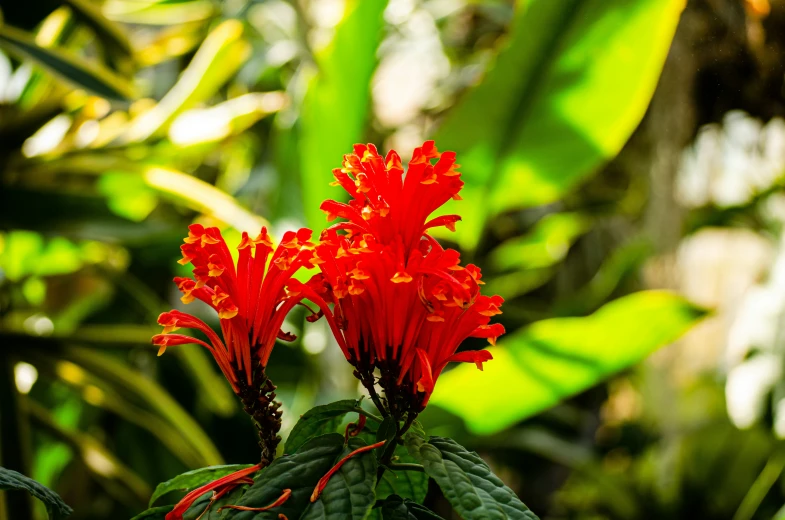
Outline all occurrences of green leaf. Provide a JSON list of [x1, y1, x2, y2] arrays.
[[0, 24, 134, 101], [429, 291, 707, 434], [285, 399, 368, 454], [120, 19, 251, 142], [300, 437, 379, 520], [434, 0, 685, 250], [63, 346, 224, 466], [407, 436, 537, 520], [376, 459, 429, 505], [149, 464, 255, 507], [298, 0, 387, 230], [488, 213, 591, 272], [102, 0, 215, 25], [0, 466, 73, 520], [379, 495, 444, 520], [225, 433, 345, 519], [63, 0, 134, 59]]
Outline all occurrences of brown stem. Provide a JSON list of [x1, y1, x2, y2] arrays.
[[234, 364, 282, 466]]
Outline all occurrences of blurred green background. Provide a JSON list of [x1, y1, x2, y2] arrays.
[[2, 0, 785, 518]]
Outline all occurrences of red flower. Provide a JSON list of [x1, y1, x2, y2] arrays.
[[153, 224, 330, 391], [310, 142, 504, 412]]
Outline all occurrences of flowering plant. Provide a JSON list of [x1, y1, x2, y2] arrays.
[[138, 143, 537, 520]]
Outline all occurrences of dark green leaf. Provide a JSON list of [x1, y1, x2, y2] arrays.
[[430, 291, 707, 434], [149, 464, 255, 507], [379, 495, 444, 520], [433, 0, 685, 250], [225, 433, 346, 519], [376, 459, 428, 505], [0, 25, 134, 100], [0, 466, 73, 520], [407, 437, 537, 520], [285, 399, 366, 454], [300, 437, 379, 520]]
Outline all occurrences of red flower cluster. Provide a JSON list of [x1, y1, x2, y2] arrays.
[[152, 224, 328, 391], [309, 142, 504, 412]]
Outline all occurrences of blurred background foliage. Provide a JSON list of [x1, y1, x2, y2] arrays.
[[1, 0, 785, 518]]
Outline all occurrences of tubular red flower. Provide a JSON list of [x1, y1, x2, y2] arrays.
[[310, 142, 504, 413], [153, 225, 333, 392], [165, 464, 262, 520]]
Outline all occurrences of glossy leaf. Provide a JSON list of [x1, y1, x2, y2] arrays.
[[429, 291, 707, 434], [225, 433, 346, 519], [285, 399, 369, 454], [407, 436, 537, 520], [149, 464, 255, 507], [0, 466, 73, 520], [298, 0, 387, 230], [0, 25, 134, 101], [434, 0, 685, 249], [379, 495, 444, 520]]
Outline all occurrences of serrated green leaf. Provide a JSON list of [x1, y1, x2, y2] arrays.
[[225, 433, 346, 519], [429, 291, 707, 434], [298, 0, 387, 230], [407, 437, 537, 520], [300, 437, 379, 520], [285, 399, 366, 454], [433, 0, 685, 250], [0, 467, 73, 520], [149, 464, 255, 507], [379, 495, 444, 520], [0, 24, 134, 100]]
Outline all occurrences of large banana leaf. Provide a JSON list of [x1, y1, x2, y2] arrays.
[[434, 0, 685, 250], [429, 291, 706, 434]]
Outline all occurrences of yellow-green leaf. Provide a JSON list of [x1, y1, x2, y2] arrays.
[[429, 291, 706, 434]]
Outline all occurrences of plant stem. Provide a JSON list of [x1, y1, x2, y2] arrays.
[[0, 353, 33, 520], [733, 443, 785, 520], [235, 365, 282, 467]]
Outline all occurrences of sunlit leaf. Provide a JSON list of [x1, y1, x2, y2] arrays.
[[297, 0, 387, 230], [429, 291, 707, 434], [102, 0, 215, 25], [0, 24, 135, 101], [97, 172, 159, 222], [0, 466, 73, 520], [488, 213, 591, 271], [120, 20, 251, 142], [434, 0, 685, 249]]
